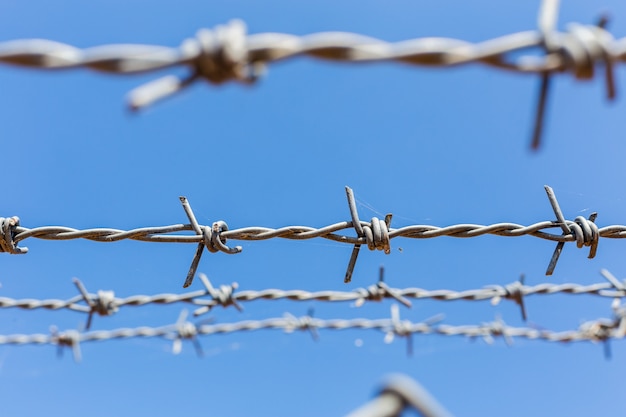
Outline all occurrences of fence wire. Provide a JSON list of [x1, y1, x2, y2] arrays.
[[0, 0, 619, 147], [1, 303, 624, 361], [1, 270, 625, 326], [347, 374, 453, 417], [1, 185, 618, 286]]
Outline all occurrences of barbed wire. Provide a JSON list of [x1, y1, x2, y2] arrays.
[[0, 0, 619, 147], [347, 374, 453, 417], [0, 185, 617, 286], [2, 270, 625, 327], [1, 303, 625, 361]]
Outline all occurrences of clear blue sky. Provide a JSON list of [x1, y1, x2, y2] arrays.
[[2, 0, 626, 415]]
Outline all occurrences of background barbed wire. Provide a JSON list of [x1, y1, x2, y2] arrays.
[[0, 0, 620, 149]]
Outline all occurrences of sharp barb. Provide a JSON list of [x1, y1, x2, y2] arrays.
[[345, 186, 364, 236], [531, 73, 551, 150], [72, 278, 94, 307], [544, 186, 569, 231], [546, 242, 564, 276], [344, 244, 361, 284], [538, 0, 560, 38], [604, 340, 612, 360], [183, 243, 205, 288], [600, 269, 625, 291], [179, 196, 203, 235]]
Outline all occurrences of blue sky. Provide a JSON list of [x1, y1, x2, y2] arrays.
[[2, 0, 626, 415]]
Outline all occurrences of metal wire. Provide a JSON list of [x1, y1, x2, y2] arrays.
[[1, 304, 625, 361], [1, 185, 617, 285], [346, 374, 453, 417], [2, 270, 625, 326], [0, 0, 619, 146]]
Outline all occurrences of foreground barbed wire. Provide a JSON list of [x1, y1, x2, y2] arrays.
[[1, 303, 624, 361], [0, 0, 619, 147], [2, 270, 625, 326], [0, 185, 617, 285], [347, 374, 453, 417]]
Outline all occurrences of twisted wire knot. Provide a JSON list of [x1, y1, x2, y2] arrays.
[[483, 318, 513, 345], [568, 215, 599, 254], [362, 282, 386, 303], [357, 279, 412, 308], [0, 216, 27, 254], [579, 319, 614, 342], [53, 329, 80, 348], [176, 321, 198, 340], [128, 20, 263, 110], [283, 313, 320, 340], [182, 20, 258, 85], [193, 274, 242, 316], [210, 283, 239, 306], [179, 196, 243, 288], [544, 186, 599, 275], [72, 279, 119, 330], [384, 305, 418, 356], [202, 220, 241, 254], [51, 327, 82, 362], [93, 290, 118, 317], [559, 24, 614, 81], [361, 217, 391, 253], [343, 186, 393, 283], [503, 278, 528, 321]]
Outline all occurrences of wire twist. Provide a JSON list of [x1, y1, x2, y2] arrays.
[[0, 0, 622, 147], [4, 185, 614, 283], [0, 216, 27, 254], [3, 304, 625, 360], [4, 269, 626, 326]]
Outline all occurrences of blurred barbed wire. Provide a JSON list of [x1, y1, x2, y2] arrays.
[[0, 0, 619, 147], [0, 185, 617, 286], [2, 302, 625, 361], [2, 270, 625, 326], [346, 374, 453, 417]]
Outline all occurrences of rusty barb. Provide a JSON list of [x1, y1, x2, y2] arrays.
[[0, 0, 621, 147], [2, 185, 618, 283]]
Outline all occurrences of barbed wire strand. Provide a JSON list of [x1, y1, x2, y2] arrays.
[[1, 185, 614, 285], [0, 0, 619, 147], [2, 269, 626, 327], [1, 303, 625, 362], [346, 374, 453, 417]]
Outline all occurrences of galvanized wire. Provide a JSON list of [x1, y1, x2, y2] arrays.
[[0, 185, 617, 285], [346, 374, 453, 417], [0, 0, 619, 146], [1, 304, 624, 361], [1, 270, 625, 325]]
